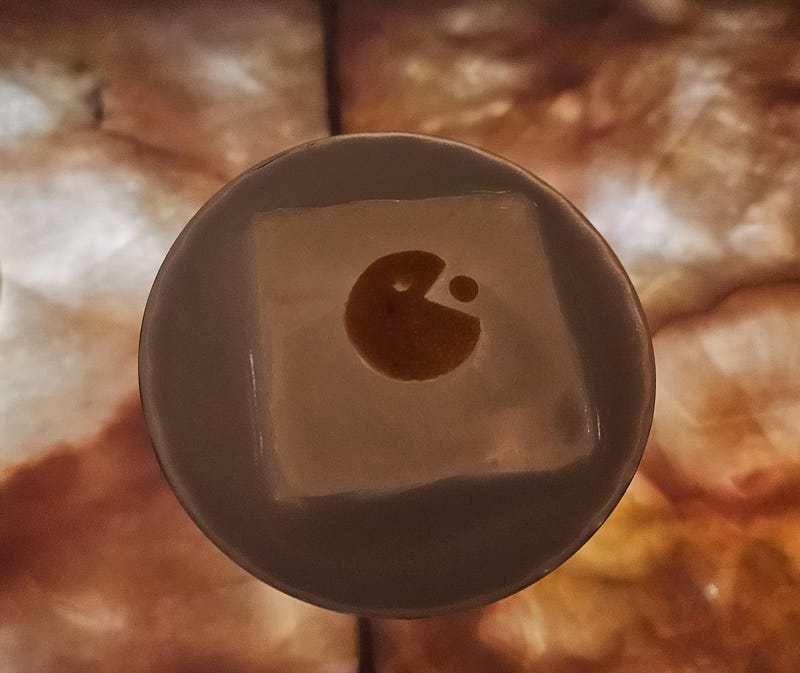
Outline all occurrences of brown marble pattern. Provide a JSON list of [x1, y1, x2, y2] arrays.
[[0, 0, 327, 178], [339, 1, 800, 671], [3, 0, 800, 670], [0, 1, 357, 671], [0, 399, 356, 673], [340, 0, 800, 330]]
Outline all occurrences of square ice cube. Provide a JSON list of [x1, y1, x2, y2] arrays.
[[247, 193, 596, 499]]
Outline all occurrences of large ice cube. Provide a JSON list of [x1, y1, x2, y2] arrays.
[[247, 193, 596, 499]]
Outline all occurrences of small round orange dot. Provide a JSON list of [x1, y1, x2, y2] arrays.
[[449, 275, 479, 302]]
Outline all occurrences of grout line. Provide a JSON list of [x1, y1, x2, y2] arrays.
[[321, 1, 370, 667], [358, 616, 376, 673], [321, 3, 375, 670], [321, 0, 343, 136]]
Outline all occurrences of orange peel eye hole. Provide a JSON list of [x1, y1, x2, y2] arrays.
[[392, 278, 412, 292]]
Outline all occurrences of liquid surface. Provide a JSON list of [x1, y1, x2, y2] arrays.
[[248, 193, 597, 500]]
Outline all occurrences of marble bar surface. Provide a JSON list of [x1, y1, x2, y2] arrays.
[[0, 2, 357, 672], [2, 0, 800, 671], [338, 1, 800, 672]]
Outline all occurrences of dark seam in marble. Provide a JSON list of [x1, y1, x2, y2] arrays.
[[321, 0, 343, 136], [357, 616, 376, 673]]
